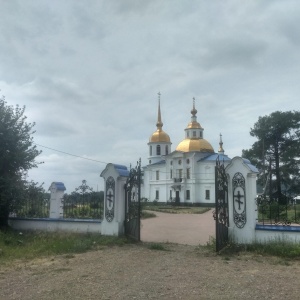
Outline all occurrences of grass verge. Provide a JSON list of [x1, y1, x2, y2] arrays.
[[202, 236, 300, 259], [143, 205, 211, 214], [0, 228, 130, 265], [147, 243, 169, 251]]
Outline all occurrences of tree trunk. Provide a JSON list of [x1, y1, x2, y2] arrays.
[[0, 204, 9, 228], [274, 143, 283, 204]]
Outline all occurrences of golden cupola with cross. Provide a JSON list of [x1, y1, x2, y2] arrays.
[[148, 93, 172, 164], [176, 99, 214, 153]]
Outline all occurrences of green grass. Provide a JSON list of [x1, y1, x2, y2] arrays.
[[243, 240, 300, 259], [141, 211, 157, 219], [202, 236, 300, 259], [143, 205, 211, 214], [147, 243, 168, 251], [0, 229, 129, 265]]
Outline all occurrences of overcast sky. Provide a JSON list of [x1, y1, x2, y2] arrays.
[[1, 0, 300, 193]]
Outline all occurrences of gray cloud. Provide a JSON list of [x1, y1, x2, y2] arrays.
[[1, 0, 300, 191]]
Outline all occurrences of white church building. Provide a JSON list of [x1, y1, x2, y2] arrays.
[[142, 97, 231, 206]]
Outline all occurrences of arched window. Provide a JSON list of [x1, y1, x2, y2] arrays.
[[165, 145, 169, 155], [156, 145, 161, 155], [150, 146, 152, 156]]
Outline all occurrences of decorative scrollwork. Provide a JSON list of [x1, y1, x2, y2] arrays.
[[124, 159, 141, 241], [233, 172, 246, 229], [215, 156, 229, 252]]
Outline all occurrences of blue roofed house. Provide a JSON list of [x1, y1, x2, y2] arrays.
[[142, 99, 231, 205]]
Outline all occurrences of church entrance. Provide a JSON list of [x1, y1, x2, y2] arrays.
[[175, 191, 180, 204]]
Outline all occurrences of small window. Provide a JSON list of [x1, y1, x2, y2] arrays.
[[156, 170, 159, 180], [193, 131, 196, 137], [170, 161, 173, 165], [170, 169, 173, 179], [200, 131, 203, 138], [156, 190, 159, 200], [186, 190, 190, 200], [205, 190, 210, 200], [156, 145, 161, 155], [169, 190, 172, 200], [150, 146, 152, 156], [187, 168, 190, 179], [149, 160, 151, 164], [178, 160, 182, 165], [165, 145, 169, 155], [187, 131, 190, 137], [186, 159, 190, 164], [179, 169, 182, 179]]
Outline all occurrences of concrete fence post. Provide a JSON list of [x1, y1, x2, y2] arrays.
[[49, 182, 66, 219]]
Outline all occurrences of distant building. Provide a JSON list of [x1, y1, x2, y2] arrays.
[[142, 96, 231, 205]]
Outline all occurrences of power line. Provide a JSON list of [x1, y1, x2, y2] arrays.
[[34, 143, 108, 164]]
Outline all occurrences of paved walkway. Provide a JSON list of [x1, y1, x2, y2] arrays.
[[141, 209, 215, 246]]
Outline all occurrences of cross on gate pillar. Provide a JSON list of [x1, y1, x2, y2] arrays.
[[100, 163, 129, 236]]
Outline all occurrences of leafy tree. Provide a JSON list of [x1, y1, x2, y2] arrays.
[[242, 111, 300, 203], [0, 96, 41, 227]]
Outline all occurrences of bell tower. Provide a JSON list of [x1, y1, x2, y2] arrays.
[[148, 93, 172, 164]]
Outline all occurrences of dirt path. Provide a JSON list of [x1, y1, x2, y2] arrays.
[[1, 243, 300, 300], [141, 209, 215, 245]]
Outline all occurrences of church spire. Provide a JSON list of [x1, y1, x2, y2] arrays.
[[156, 92, 163, 131], [218, 133, 225, 154], [191, 97, 197, 117]]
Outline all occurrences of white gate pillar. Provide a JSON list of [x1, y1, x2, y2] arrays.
[[226, 157, 258, 244], [100, 163, 129, 236], [49, 182, 66, 219]]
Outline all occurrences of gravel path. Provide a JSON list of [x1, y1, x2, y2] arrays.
[[1, 212, 300, 299], [1, 243, 300, 300], [141, 209, 215, 245]]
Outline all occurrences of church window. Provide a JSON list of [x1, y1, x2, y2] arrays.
[[149, 160, 151, 164], [186, 190, 190, 200], [200, 131, 203, 138], [205, 190, 210, 200], [150, 146, 152, 156], [170, 160, 173, 165], [178, 169, 182, 179], [156, 145, 161, 155], [186, 159, 190, 164], [193, 131, 196, 137], [178, 160, 182, 165], [156, 170, 159, 180], [155, 190, 159, 200], [170, 169, 173, 179], [169, 190, 172, 200], [165, 145, 169, 155], [187, 131, 189, 137], [186, 168, 190, 179]]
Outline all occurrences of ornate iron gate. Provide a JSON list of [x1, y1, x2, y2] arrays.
[[124, 159, 141, 241], [214, 157, 229, 252]]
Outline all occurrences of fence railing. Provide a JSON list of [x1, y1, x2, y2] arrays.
[[63, 192, 103, 219], [256, 195, 300, 226], [10, 195, 50, 218]]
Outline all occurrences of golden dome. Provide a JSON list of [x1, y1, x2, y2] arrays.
[[176, 138, 214, 153], [150, 129, 171, 143], [187, 121, 202, 129]]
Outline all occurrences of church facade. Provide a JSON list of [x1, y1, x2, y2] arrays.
[[142, 98, 231, 205]]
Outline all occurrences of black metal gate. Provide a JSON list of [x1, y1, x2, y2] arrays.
[[214, 157, 229, 252], [124, 159, 141, 241]]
